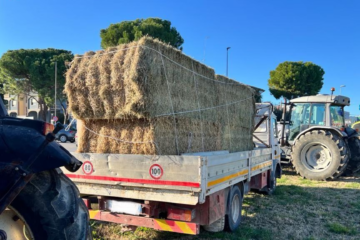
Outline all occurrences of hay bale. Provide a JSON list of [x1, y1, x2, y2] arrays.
[[77, 118, 221, 155], [216, 75, 255, 152], [67, 37, 256, 155], [65, 37, 217, 119]]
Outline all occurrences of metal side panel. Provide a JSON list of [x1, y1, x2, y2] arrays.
[[250, 148, 273, 176], [76, 182, 199, 205], [62, 153, 202, 193], [251, 148, 272, 165], [204, 151, 251, 196]]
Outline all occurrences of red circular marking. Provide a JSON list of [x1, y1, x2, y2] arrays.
[[82, 161, 94, 175], [149, 164, 163, 179]]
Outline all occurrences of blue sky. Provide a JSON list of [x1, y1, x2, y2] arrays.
[[1, 0, 359, 114]]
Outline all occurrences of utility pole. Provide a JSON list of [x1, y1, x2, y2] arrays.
[[226, 47, 231, 77], [55, 62, 57, 120]]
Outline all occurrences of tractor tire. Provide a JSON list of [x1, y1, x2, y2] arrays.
[[345, 137, 360, 174], [9, 169, 91, 240], [291, 130, 349, 180]]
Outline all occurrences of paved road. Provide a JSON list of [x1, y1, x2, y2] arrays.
[[59, 141, 77, 153]]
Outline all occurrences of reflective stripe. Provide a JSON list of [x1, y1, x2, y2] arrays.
[[251, 161, 272, 171], [89, 210, 100, 219], [175, 221, 195, 234], [155, 219, 173, 232], [207, 169, 248, 187], [154, 219, 196, 235], [66, 174, 200, 188]]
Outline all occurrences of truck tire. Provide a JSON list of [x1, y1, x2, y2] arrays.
[[291, 130, 349, 180], [8, 169, 91, 240], [202, 216, 225, 232], [262, 171, 276, 195], [345, 137, 360, 174], [225, 186, 243, 232]]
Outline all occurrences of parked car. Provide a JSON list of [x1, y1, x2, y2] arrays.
[[55, 124, 77, 143]]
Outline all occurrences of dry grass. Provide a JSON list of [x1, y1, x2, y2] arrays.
[[91, 166, 360, 240]]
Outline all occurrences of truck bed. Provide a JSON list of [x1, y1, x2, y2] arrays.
[[63, 148, 273, 205]]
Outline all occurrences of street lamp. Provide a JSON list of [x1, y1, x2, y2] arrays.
[[54, 62, 57, 122], [340, 85, 346, 95], [226, 47, 231, 77]]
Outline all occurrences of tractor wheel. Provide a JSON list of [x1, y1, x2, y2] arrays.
[[345, 137, 360, 174], [291, 130, 349, 180], [4, 169, 91, 240]]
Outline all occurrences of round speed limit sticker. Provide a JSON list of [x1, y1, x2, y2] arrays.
[[82, 161, 94, 175], [149, 164, 163, 179]]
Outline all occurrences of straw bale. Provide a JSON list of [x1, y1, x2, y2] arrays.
[[67, 37, 256, 155], [65, 37, 218, 119], [215, 75, 255, 152], [76, 118, 221, 155]]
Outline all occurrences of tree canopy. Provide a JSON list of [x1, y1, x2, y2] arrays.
[[268, 61, 325, 100], [100, 18, 184, 49], [0, 48, 73, 120]]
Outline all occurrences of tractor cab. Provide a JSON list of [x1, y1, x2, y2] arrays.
[[287, 94, 350, 143]]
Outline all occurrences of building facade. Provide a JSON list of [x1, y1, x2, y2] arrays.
[[5, 93, 41, 119]]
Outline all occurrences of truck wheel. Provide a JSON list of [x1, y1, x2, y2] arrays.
[[345, 137, 360, 174], [202, 216, 225, 232], [59, 134, 68, 143], [6, 169, 91, 240], [225, 186, 243, 232], [291, 130, 349, 180], [262, 171, 276, 195]]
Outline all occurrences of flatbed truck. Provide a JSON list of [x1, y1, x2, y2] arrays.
[[61, 103, 281, 235]]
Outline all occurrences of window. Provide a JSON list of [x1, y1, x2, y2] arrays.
[[28, 98, 35, 109], [310, 104, 326, 125], [289, 103, 311, 140], [330, 105, 344, 128]]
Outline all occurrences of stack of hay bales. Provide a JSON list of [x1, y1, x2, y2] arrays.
[[65, 37, 255, 155]]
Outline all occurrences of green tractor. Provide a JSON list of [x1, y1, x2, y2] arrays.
[[280, 91, 360, 180]]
